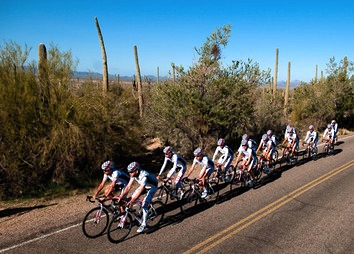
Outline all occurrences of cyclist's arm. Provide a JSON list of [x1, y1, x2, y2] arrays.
[[104, 180, 116, 197], [93, 176, 107, 199], [117, 177, 134, 200], [186, 162, 196, 178], [256, 141, 262, 154], [129, 184, 145, 204], [157, 158, 168, 177]]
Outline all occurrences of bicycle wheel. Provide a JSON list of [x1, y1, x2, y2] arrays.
[[180, 189, 198, 215], [107, 213, 133, 243], [208, 180, 219, 199], [230, 169, 243, 191], [155, 185, 169, 204], [272, 150, 279, 162], [82, 207, 109, 238], [252, 163, 262, 181], [322, 144, 328, 156], [146, 200, 165, 228]]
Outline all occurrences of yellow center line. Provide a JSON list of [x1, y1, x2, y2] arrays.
[[184, 159, 354, 254]]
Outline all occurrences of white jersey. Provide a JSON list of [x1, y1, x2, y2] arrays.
[[132, 169, 158, 189], [212, 145, 234, 164], [158, 153, 187, 176], [304, 130, 318, 143], [103, 169, 130, 186], [285, 133, 297, 144], [323, 128, 336, 139], [192, 156, 214, 171]]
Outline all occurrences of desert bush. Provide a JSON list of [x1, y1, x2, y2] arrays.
[[0, 42, 140, 199]]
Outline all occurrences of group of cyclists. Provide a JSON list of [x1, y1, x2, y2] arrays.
[[91, 120, 339, 233]]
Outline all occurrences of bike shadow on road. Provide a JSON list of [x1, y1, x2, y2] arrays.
[[0, 203, 57, 219]]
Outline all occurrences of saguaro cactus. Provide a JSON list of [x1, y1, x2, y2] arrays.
[[343, 56, 348, 76], [171, 63, 175, 83], [157, 67, 159, 84], [284, 61, 290, 109], [94, 17, 108, 93], [273, 48, 279, 97], [134, 45, 143, 118], [38, 43, 48, 83], [314, 64, 318, 83]]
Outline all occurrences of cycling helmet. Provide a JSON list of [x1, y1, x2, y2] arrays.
[[331, 120, 336, 124], [127, 161, 140, 173], [327, 124, 332, 129], [217, 138, 225, 146], [163, 146, 173, 154], [288, 127, 293, 133], [286, 125, 291, 132], [241, 139, 248, 146], [309, 125, 314, 130], [193, 148, 203, 157], [262, 134, 268, 141], [242, 134, 249, 140], [267, 130, 273, 136], [101, 161, 114, 171]]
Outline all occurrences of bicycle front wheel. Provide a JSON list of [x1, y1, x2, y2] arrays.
[[180, 189, 198, 215], [82, 207, 109, 238], [146, 200, 165, 228], [155, 185, 169, 204], [107, 214, 133, 243]]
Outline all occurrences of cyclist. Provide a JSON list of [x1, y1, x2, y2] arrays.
[[185, 148, 215, 198], [241, 133, 258, 153], [281, 127, 298, 156], [238, 139, 256, 187], [234, 134, 257, 167], [267, 129, 279, 148], [92, 161, 130, 200], [331, 120, 338, 143], [212, 138, 234, 182], [256, 134, 275, 174], [303, 125, 318, 155], [115, 162, 158, 233], [322, 124, 336, 151], [157, 146, 187, 197]]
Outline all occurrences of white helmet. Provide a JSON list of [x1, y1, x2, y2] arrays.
[[101, 161, 114, 171], [193, 148, 203, 157], [217, 138, 225, 146], [127, 162, 140, 173], [163, 146, 173, 154]]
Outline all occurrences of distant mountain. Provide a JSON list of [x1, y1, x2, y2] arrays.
[[73, 71, 302, 86], [73, 71, 166, 81], [277, 80, 301, 87]]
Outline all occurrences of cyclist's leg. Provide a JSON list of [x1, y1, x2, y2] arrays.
[[140, 186, 158, 230]]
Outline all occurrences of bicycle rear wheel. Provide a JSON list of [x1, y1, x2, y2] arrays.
[[107, 214, 132, 243], [146, 200, 165, 228], [180, 189, 198, 215], [82, 207, 109, 238]]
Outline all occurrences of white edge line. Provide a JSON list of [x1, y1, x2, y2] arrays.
[[0, 222, 81, 253]]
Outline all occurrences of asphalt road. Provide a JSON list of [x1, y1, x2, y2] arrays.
[[1, 135, 354, 254]]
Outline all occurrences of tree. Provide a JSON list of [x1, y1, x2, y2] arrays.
[[144, 25, 270, 154]]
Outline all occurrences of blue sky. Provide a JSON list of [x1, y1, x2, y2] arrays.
[[1, 0, 353, 82]]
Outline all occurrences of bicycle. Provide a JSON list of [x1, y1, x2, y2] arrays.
[[302, 142, 317, 160], [180, 177, 217, 215], [229, 164, 254, 191], [107, 197, 165, 243], [210, 163, 233, 186], [280, 146, 298, 165], [322, 138, 334, 156], [82, 195, 120, 238], [155, 177, 186, 204], [256, 155, 276, 176]]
